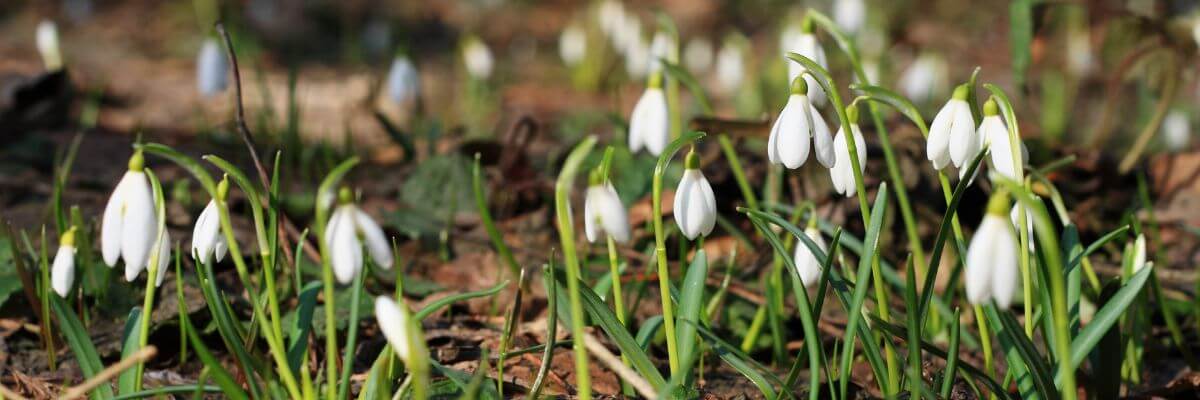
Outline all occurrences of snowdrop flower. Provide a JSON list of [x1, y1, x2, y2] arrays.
[[197, 38, 228, 97], [584, 173, 631, 243], [37, 20, 62, 71], [978, 99, 1022, 182], [900, 53, 946, 104], [1132, 234, 1148, 273], [793, 226, 827, 288], [624, 36, 650, 79], [714, 35, 745, 95], [1162, 109, 1190, 152], [1066, 28, 1094, 76], [830, 107, 868, 197], [628, 73, 669, 155], [385, 55, 420, 104], [325, 188, 394, 284], [148, 230, 171, 287], [648, 30, 677, 74], [102, 152, 158, 279], [768, 77, 834, 169], [191, 200, 228, 265], [51, 228, 78, 297], [597, 0, 625, 40], [374, 296, 430, 379], [783, 21, 826, 105], [683, 37, 713, 75], [927, 84, 977, 171], [462, 37, 493, 80], [834, 0, 866, 35], [965, 192, 1020, 308], [612, 11, 642, 56], [560, 22, 587, 67], [674, 150, 717, 240]]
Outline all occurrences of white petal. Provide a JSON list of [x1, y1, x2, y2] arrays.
[[151, 230, 171, 287], [386, 56, 420, 103], [120, 171, 157, 277], [794, 228, 826, 287], [926, 100, 956, 170], [324, 207, 347, 250], [810, 104, 835, 168], [353, 207, 394, 269], [197, 38, 228, 97], [375, 296, 413, 360], [949, 103, 979, 168], [964, 216, 999, 305], [775, 95, 812, 169], [331, 210, 363, 284], [584, 188, 601, 243], [191, 200, 222, 265], [767, 109, 782, 165], [101, 174, 128, 267], [51, 245, 75, 297], [588, 184, 631, 243], [629, 88, 667, 154], [696, 173, 717, 237], [982, 116, 1019, 181], [674, 170, 716, 240], [989, 218, 1020, 308]]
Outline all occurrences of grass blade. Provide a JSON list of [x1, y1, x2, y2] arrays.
[[675, 249, 708, 379], [179, 303, 249, 400], [413, 280, 509, 320], [51, 296, 114, 400], [117, 307, 143, 394]]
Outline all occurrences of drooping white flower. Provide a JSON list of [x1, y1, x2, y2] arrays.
[[900, 53, 946, 104], [560, 22, 587, 67], [147, 230, 171, 287], [782, 22, 827, 105], [462, 37, 494, 80], [830, 109, 867, 197], [793, 227, 827, 288], [834, 0, 866, 35], [191, 200, 228, 266], [102, 152, 158, 277], [648, 30, 677, 74], [965, 193, 1020, 308], [374, 296, 430, 374], [1162, 109, 1190, 152], [768, 77, 834, 169], [674, 150, 716, 240], [51, 228, 78, 297], [36, 20, 62, 71], [927, 84, 977, 170], [325, 189, 394, 284], [385, 55, 420, 104], [628, 74, 669, 155], [714, 36, 745, 95], [197, 38, 228, 97], [584, 181, 631, 243], [978, 99, 1021, 182], [683, 37, 713, 75]]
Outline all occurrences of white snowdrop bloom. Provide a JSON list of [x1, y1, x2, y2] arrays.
[[584, 181, 631, 243], [191, 200, 228, 265], [51, 228, 78, 297], [1193, 18, 1200, 51], [830, 109, 867, 197], [714, 37, 745, 95], [624, 36, 651, 79], [965, 193, 1020, 308], [1066, 29, 1094, 76], [628, 73, 669, 155], [612, 11, 642, 55], [462, 37, 494, 80], [1132, 234, 1148, 272], [36, 20, 62, 71], [768, 78, 834, 169], [325, 189, 394, 284], [927, 84, 977, 171], [385, 55, 420, 104], [102, 152, 158, 277], [374, 296, 430, 371], [784, 26, 827, 106], [147, 230, 171, 287], [1162, 109, 1190, 152], [597, 0, 625, 39], [560, 23, 587, 67], [978, 99, 1021, 182], [793, 227, 827, 288], [197, 38, 228, 97], [834, 0, 866, 35], [900, 53, 946, 104], [674, 150, 717, 240], [648, 30, 677, 73], [683, 37, 713, 75]]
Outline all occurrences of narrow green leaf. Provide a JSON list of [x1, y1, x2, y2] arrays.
[[118, 307, 144, 394], [871, 316, 1011, 399], [852, 84, 928, 136], [51, 296, 114, 400], [919, 149, 988, 319], [661, 62, 714, 114], [287, 281, 322, 374], [635, 315, 664, 350], [180, 304, 249, 400], [991, 308, 1057, 400], [675, 250, 708, 378], [1064, 266, 1152, 376], [413, 281, 509, 320]]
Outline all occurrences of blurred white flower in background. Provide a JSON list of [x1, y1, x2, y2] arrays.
[[965, 195, 1020, 308], [625, 36, 650, 79], [612, 10, 642, 56], [900, 52, 947, 104], [683, 37, 713, 75], [584, 182, 631, 243], [462, 37, 494, 80], [782, 22, 827, 105], [386, 55, 420, 104], [628, 74, 668, 154], [597, 0, 625, 41], [648, 30, 677, 73], [714, 35, 745, 95], [834, 0, 866, 35], [37, 20, 62, 71], [1066, 28, 1094, 76], [560, 22, 587, 67], [197, 38, 228, 97], [1162, 109, 1190, 152]]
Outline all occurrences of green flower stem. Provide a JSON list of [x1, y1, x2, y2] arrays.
[[651, 131, 705, 375], [973, 305, 996, 400], [472, 154, 520, 280], [554, 136, 598, 400], [38, 229, 56, 372], [739, 302, 768, 353], [606, 236, 634, 396], [313, 158, 360, 400], [134, 169, 166, 391], [336, 270, 366, 400]]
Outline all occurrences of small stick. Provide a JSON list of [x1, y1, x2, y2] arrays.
[[60, 346, 157, 399], [580, 333, 657, 399], [0, 383, 29, 400]]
